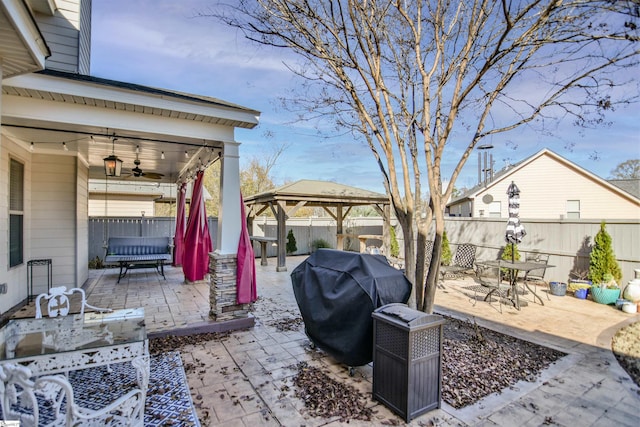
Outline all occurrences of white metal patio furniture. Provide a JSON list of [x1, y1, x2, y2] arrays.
[[35, 286, 111, 319], [34, 287, 114, 354], [0, 362, 145, 427], [0, 308, 149, 425]]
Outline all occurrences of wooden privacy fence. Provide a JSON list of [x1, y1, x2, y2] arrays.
[[88, 216, 639, 284]]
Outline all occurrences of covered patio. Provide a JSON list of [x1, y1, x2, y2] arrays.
[[10, 258, 638, 425]]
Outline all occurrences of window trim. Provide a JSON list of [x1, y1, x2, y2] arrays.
[[9, 158, 24, 268], [566, 199, 580, 219]]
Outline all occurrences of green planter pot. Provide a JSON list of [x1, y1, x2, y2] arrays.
[[590, 286, 621, 305]]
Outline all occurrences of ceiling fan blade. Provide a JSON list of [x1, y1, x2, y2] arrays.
[[142, 172, 164, 180]]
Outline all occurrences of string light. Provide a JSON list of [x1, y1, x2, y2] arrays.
[[30, 142, 34, 152], [184, 151, 189, 158], [63, 142, 68, 151], [136, 145, 140, 154], [161, 151, 165, 160]]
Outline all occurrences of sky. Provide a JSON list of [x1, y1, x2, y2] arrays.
[[90, 0, 640, 194]]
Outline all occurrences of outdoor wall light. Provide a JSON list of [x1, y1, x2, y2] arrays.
[[104, 138, 123, 177], [103, 154, 123, 177]]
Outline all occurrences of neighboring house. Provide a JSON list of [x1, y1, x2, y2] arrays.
[[447, 149, 640, 219], [1, 0, 259, 316], [608, 179, 640, 200], [88, 180, 212, 217]]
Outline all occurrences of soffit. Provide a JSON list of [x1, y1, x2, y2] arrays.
[[0, 0, 50, 77]]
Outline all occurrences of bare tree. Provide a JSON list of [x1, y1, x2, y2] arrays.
[[240, 142, 289, 196], [209, 0, 639, 312], [610, 159, 640, 179]]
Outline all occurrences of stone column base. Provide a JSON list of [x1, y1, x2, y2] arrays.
[[209, 252, 250, 321]]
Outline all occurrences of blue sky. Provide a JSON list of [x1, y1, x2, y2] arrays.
[[91, 0, 640, 194]]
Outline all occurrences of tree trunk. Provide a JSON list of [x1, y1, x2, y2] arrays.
[[423, 208, 445, 314], [396, 212, 416, 309]]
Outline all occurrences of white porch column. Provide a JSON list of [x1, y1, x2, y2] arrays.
[[210, 140, 253, 322], [216, 141, 241, 254]]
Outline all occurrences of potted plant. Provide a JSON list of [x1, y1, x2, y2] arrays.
[[568, 269, 592, 299], [591, 273, 621, 305], [588, 222, 622, 305], [549, 281, 568, 296]]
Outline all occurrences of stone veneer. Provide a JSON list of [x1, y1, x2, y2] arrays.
[[209, 252, 250, 321]]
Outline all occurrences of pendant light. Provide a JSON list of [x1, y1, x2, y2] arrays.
[[103, 138, 123, 177]]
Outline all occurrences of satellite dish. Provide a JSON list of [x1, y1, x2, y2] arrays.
[[482, 194, 494, 204]]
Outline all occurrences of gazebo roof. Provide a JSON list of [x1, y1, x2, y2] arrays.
[[243, 179, 388, 207], [243, 180, 390, 272]]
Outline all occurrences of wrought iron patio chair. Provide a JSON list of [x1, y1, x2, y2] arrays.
[[34, 287, 114, 358], [33, 372, 145, 427], [473, 264, 512, 313], [440, 243, 477, 281], [0, 363, 39, 426], [35, 286, 111, 319], [522, 253, 551, 300], [0, 361, 146, 427]]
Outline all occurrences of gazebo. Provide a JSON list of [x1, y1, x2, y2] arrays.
[[243, 180, 391, 271]]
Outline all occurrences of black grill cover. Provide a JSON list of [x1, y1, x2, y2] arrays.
[[290, 249, 412, 367]]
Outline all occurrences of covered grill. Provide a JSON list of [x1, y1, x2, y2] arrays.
[[290, 249, 412, 367]]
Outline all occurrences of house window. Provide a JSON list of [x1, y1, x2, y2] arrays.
[[9, 159, 24, 267], [488, 201, 502, 218], [566, 200, 580, 219]]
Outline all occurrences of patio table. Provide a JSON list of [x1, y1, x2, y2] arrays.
[[250, 236, 278, 266], [475, 260, 555, 309], [0, 308, 149, 421]]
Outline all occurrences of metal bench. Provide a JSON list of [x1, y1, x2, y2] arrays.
[[105, 237, 172, 283]]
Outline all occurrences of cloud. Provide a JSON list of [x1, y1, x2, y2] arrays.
[[91, 0, 640, 193]]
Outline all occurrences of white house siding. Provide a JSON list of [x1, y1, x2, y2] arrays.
[[88, 199, 156, 217], [76, 159, 88, 286], [0, 137, 31, 315], [473, 155, 639, 219], [78, 0, 91, 75], [31, 154, 79, 288], [34, 0, 82, 73]]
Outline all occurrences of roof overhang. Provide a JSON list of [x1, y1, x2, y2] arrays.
[[2, 70, 260, 183], [0, 0, 51, 78]]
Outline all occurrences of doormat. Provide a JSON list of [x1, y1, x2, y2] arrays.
[[1, 351, 200, 426]]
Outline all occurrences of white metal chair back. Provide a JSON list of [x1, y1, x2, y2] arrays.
[[35, 286, 110, 319]]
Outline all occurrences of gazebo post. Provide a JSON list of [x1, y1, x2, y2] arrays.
[[276, 202, 287, 271], [336, 205, 344, 250]]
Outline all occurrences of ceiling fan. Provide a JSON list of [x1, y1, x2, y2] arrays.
[[125, 152, 164, 180]]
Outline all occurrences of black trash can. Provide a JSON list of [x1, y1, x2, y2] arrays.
[[372, 303, 445, 422]]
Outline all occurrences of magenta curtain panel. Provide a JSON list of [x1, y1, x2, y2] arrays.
[[237, 192, 257, 304], [173, 182, 187, 267], [182, 171, 213, 282]]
